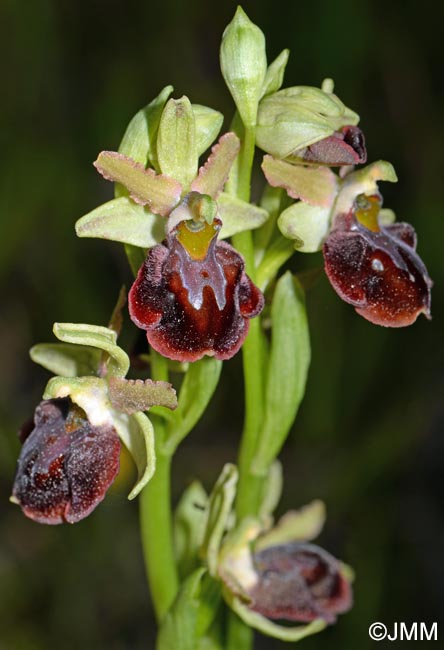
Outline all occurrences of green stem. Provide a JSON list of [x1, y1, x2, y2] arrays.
[[139, 350, 179, 622]]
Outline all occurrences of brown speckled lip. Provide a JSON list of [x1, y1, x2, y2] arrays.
[[12, 398, 120, 525], [129, 224, 264, 362], [323, 209, 432, 327], [249, 542, 352, 624]]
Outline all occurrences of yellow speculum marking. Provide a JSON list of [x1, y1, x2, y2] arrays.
[[176, 219, 218, 260], [355, 193, 382, 232]]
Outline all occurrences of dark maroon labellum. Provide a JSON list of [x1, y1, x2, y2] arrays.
[[292, 126, 367, 166], [250, 542, 352, 624], [12, 398, 120, 525], [323, 198, 432, 327], [128, 218, 264, 362]]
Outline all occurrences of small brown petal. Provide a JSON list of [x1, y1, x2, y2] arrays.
[[12, 399, 120, 525], [250, 542, 352, 624]]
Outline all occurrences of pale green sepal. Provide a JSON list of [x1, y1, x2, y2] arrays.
[[220, 7, 267, 128], [43, 376, 113, 427], [191, 133, 240, 199], [193, 105, 224, 156], [157, 96, 198, 190], [75, 196, 164, 248], [335, 160, 397, 215], [30, 343, 101, 377], [162, 358, 222, 454], [53, 323, 130, 377], [258, 460, 283, 528], [117, 85, 174, 169], [252, 274, 310, 476], [156, 568, 207, 650], [201, 464, 238, 577], [278, 203, 331, 252], [95, 152, 182, 216], [226, 594, 326, 642], [261, 49, 289, 98], [114, 411, 156, 499], [108, 376, 177, 414], [262, 155, 338, 207], [255, 500, 326, 552], [217, 193, 269, 239], [174, 481, 209, 579]]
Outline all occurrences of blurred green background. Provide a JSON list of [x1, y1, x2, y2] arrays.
[[0, 0, 442, 648]]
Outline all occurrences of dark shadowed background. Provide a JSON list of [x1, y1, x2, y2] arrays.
[[0, 0, 443, 648]]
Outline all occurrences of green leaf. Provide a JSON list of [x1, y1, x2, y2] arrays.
[[201, 464, 238, 577], [114, 411, 156, 499], [257, 460, 283, 526], [117, 85, 174, 169], [220, 7, 267, 128], [30, 343, 101, 377], [174, 481, 208, 580], [262, 155, 338, 207], [193, 105, 224, 156], [157, 96, 198, 190], [191, 133, 240, 199], [108, 376, 177, 414], [261, 49, 289, 98], [255, 500, 326, 552], [226, 594, 326, 642], [277, 203, 331, 253], [156, 569, 207, 650], [161, 357, 222, 454], [95, 152, 182, 216], [75, 196, 164, 247], [217, 193, 269, 239], [252, 273, 310, 475], [52, 322, 130, 377]]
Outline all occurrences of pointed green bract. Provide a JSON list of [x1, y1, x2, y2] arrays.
[[95, 152, 182, 216], [114, 410, 156, 499], [191, 133, 240, 198], [217, 193, 268, 238], [157, 96, 198, 190], [257, 461, 283, 527], [156, 568, 207, 650], [108, 376, 177, 414], [261, 49, 289, 98], [220, 7, 267, 128], [161, 357, 222, 454], [193, 105, 224, 156], [30, 343, 101, 377], [52, 322, 130, 377], [117, 85, 174, 170], [278, 203, 331, 252], [174, 481, 209, 580], [262, 155, 338, 207], [75, 196, 164, 248], [252, 273, 310, 475], [201, 464, 238, 577]]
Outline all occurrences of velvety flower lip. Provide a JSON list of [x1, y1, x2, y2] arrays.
[[250, 542, 352, 624], [11, 398, 120, 525], [323, 194, 432, 327], [290, 126, 367, 166], [129, 212, 264, 362]]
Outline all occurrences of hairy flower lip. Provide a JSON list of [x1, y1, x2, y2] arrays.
[[290, 126, 367, 166], [323, 209, 432, 327], [128, 218, 264, 362], [11, 398, 121, 525]]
